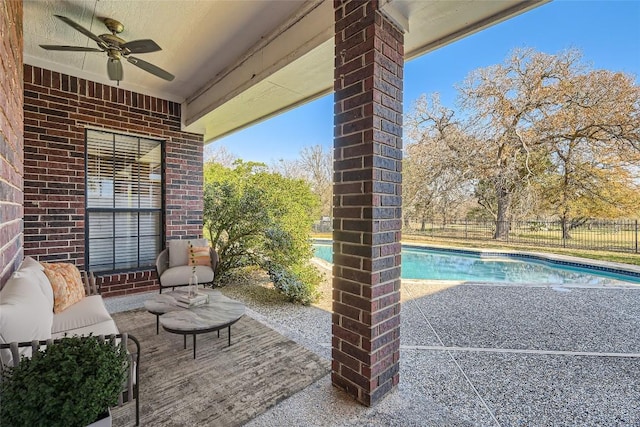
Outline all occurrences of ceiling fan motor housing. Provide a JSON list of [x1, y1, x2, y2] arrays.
[[107, 49, 122, 60], [99, 33, 126, 48]]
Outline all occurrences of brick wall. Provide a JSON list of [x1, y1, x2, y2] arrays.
[[0, 0, 23, 288], [23, 65, 204, 296], [332, 0, 404, 406]]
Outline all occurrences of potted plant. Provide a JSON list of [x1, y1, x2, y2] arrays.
[[0, 335, 129, 427]]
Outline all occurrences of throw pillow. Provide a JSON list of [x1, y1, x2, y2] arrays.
[[188, 245, 212, 267], [21, 256, 44, 271], [0, 274, 54, 365], [168, 240, 189, 267], [42, 263, 86, 313], [14, 257, 54, 307], [168, 238, 208, 267]]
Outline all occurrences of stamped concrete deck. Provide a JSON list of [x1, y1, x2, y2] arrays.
[[106, 277, 640, 426]]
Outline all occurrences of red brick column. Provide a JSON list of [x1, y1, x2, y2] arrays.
[[0, 0, 24, 287], [332, 0, 403, 406]]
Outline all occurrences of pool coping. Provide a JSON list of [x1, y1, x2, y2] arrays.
[[313, 238, 640, 281]]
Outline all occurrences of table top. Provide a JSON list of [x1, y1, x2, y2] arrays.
[[145, 289, 245, 333], [144, 289, 220, 314]]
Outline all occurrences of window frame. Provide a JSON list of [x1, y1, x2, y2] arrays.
[[84, 128, 165, 273]]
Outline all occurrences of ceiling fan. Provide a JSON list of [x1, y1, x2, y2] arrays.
[[40, 15, 174, 83]]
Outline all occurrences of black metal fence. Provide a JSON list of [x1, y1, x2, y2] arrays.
[[404, 219, 639, 253], [312, 220, 332, 233]]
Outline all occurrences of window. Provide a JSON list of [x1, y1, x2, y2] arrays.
[[86, 129, 163, 272]]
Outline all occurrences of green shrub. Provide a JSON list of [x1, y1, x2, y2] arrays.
[[267, 262, 321, 305], [203, 160, 321, 305], [0, 335, 129, 427]]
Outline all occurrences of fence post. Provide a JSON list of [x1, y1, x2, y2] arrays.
[[636, 219, 638, 254]]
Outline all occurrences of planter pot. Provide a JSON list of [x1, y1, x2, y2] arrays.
[[87, 409, 112, 427]]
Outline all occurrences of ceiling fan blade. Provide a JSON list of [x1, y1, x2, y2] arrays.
[[54, 15, 104, 45], [121, 39, 161, 54], [40, 45, 103, 52], [107, 58, 124, 81], [126, 56, 174, 81]]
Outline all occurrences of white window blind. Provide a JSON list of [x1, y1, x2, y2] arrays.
[[86, 129, 162, 272]]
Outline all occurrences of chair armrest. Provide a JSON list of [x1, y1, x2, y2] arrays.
[[118, 333, 141, 423], [156, 248, 169, 277], [82, 271, 99, 296], [0, 333, 139, 371]]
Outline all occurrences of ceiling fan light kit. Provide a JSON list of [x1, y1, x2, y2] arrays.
[[40, 15, 175, 83]]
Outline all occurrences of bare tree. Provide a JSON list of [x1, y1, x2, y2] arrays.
[[534, 66, 640, 237], [271, 145, 333, 218], [298, 145, 332, 217], [405, 48, 639, 241], [271, 158, 305, 179], [203, 144, 237, 167], [404, 94, 474, 229], [458, 48, 582, 239]]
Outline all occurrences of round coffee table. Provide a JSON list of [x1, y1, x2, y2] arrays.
[[144, 289, 245, 358]]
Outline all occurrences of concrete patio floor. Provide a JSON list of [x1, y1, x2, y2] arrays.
[[106, 279, 640, 426]]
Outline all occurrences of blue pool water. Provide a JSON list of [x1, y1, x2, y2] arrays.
[[313, 244, 640, 286]]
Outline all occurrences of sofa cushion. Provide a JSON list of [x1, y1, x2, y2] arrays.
[[168, 239, 208, 267], [42, 263, 86, 313], [51, 295, 113, 334], [189, 245, 212, 267], [160, 265, 214, 287], [13, 257, 54, 308], [0, 274, 54, 365], [51, 319, 119, 340]]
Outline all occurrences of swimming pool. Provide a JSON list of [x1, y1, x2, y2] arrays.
[[313, 243, 640, 287]]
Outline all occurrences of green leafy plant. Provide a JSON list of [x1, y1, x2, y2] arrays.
[[267, 262, 321, 305], [0, 335, 129, 427], [203, 160, 321, 303]]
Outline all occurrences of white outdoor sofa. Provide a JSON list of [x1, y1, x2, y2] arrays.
[[0, 258, 140, 425]]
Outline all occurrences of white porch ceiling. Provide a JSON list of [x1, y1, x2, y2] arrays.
[[23, 0, 548, 143]]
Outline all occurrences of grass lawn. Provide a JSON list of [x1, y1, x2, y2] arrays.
[[311, 232, 640, 267]]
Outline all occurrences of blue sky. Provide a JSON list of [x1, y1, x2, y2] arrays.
[[211, 0, 640, 163]]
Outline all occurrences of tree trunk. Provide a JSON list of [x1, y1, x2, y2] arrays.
[[420, 217, 427, 232], [494, 186, 511, 240], [561, 215, 572, 239]]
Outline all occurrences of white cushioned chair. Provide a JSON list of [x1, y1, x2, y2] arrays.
[[155, 238, 218, 293]]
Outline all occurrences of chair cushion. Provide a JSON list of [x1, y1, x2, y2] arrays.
[[42, 262, 86, 313], [189, 245, 212, 267], [51, 295, 113, 334], [160, 265, 214, 287], [0, 274, 54, 365], [51, 319, 119, 340], [168, 239, 208, 267]]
